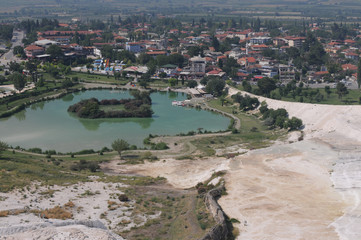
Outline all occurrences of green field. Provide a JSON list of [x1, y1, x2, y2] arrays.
[[1, 0, 361, 21], [190, 98, 286, 156]]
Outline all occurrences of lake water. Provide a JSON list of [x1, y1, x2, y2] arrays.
[[0, 90, 230, 152]]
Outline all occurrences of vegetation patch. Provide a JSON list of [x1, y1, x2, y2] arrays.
[[36, 206, 73, 220], [68, 90, 153, 119]]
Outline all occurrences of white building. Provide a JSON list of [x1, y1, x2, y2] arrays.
[[190, 56, 206, 74]]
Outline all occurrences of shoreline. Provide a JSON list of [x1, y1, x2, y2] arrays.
[[1, 83, 238, 154]]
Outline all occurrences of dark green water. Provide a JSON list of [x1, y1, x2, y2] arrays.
[[0, 90, 230, 152]]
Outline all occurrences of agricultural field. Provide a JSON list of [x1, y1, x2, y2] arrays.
[[0, 0, 361, 21]]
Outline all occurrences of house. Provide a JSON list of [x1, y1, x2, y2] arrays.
[[123, 66, 148, 77], [342, 64, 358, 72], [233, 72, 249, 81], [190, 56, 206, 74], [312, 71, 329, 81], [278, 64, 295, 83], [284, 37, 306, 48], [250, 37, 271, 45], [25, 45, 44, 58], [237, 57, 256, 66], [345, 52, 359, 61], [146, 51, 168, 58], [160, 64, 178, 77], [206, 69, 226, 78], [251, 44, 269, 51], [34, 39, 59, 48], [126, 42, 144, 53], [344, 39, 356, 46]]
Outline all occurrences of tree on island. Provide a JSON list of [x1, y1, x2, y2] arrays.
[[0, 141, 8, 157], [112, 139, 129, 158]]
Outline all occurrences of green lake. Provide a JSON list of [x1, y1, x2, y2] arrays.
[[0, 90, 230, 152]]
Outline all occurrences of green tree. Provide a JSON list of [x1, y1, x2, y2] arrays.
[[10, 72, 26, 91], [357, 59, 361, 88], [168, 78, 177, 87], [159, 72, 167, 78], [324, 86, 332, 98], [0, 141, 8, 157], [46, 44, 63, 59], [139, 79, 148, 88], [211, 36, 220, 52], [112, 139, 130, 158], [336, 82, 349, 99], [9, 61, 22, 73], [187, 80, 198, 88], [257, 77, 277, 97], [205, 78, 226, 97], [62, 78, 74, 89], [13, 46, 25, 58], [285, 117, 303, 131]]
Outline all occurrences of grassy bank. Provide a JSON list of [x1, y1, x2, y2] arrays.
[[190, 98, 286, 156], [238, 85, 361, 105]]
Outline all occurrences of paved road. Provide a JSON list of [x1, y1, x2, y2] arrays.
[[0, 30, 25, 66]]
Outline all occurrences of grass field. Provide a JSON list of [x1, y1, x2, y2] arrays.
[[1, 0, 361, 21], [0, 148, 214, 239], [279, 88, 361, 105], [238, 85, 361, 105], [190, 98, 286, 156], [69, 72, 128, 85]]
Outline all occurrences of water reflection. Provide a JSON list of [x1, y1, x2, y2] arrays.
[[168, 91, 177, 99], [77, 116, 155, 131], [14, 109, 26, 121], [62, 93, 74, 102], [30, 101, 45, 110]]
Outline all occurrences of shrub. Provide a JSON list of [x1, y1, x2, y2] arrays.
[[152, 142, 169, 150], [118, 194, 129, 202], [40, 206, 72, 220]]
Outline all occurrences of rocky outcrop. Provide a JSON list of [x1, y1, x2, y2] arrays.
[[199, 183, 229, 240], [0, 220, 124, 240]]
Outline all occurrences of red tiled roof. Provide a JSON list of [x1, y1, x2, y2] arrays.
[[344, 39, 356, 44], [25, 45, 43, 51], [342, 64, 357, 71], [207, 69, 222, 75], [314, 71, 329, 75], [237, 72, 249, 77], [146, 51, 167, 55], [345, 52, 358, 56], [252, 44, 268, 48]]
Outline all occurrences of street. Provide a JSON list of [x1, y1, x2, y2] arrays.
[[0, 30, 25, 66]]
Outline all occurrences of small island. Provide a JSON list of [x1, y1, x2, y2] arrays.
[[67, 90, 153, 118]]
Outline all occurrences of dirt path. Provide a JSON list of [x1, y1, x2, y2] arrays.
[[202, 101, 241, 130]]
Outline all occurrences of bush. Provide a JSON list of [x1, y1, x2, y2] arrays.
[[152, 142, 169, 150], [28, 148, 42, 154], [118, 194, 129, 202], [70, 160, 100, 172], [40, 206, 72, 220]]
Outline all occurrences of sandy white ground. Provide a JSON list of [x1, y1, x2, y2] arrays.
[[0, 180, 159, 239], [104, 87, 361, 240]]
